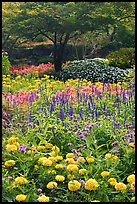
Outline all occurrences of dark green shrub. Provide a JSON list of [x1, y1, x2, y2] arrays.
[[56, 58, 130, 83], [2, 51, 11, 75], [106, 48, 135, 69]]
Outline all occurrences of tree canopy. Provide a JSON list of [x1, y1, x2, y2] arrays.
[[2, 2, 135, 71]]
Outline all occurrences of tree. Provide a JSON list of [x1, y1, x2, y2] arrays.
[[2, 2, 135, 71], [3, 2, 101, 72]]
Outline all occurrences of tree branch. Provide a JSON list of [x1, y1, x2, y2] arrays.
[[37, 29, 55, 43]]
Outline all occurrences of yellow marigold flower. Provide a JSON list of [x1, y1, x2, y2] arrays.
[[45, 143, 53, 149], [8, 136, 18, 144], [14, 177, 28, 185], [55, 156, 63, 161], [68, 180, 81, 191], [55, 175, 65, 182], [55, 164, 63, 169], [37, 195, 49, 202], [47, 181, 57, 189], [79, 169, 87, 175], [52, 146, 60, 153], [4, 160, 15, 167], [66, 158, 76, 164], [48, 156, 56, 162], [67, 174, 75, 180], [105, 153, 112, 159], [37, 146, 45, 151], [50, 151, 56, 156], [6, 144, 17, 152], [86, 157, 95, 163], [91, 200, 100, 202], [47, 170, 56, 174], [127, 174, 135, 183], [84, 178, 99, 191], [101, 171, 110, 177], [108, 178, 117, 186], [66, 153, 74, 158], [42, 159, 53, 167], [77, 157, 85, 163], [67, 164, 79, 172], [38, 157, 47, 163], [16, 194, 27, 202], [115, 182, 127, 191]]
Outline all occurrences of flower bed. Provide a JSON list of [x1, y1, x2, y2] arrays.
[[2, 74, 135, 202]]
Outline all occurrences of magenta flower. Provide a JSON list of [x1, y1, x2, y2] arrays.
[[19, 144, 27, 153]]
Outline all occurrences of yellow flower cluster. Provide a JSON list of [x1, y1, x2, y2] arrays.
[[4, 160, 15, 167], [127, 174, 135, 183], [101, 171, 110, 177], [86, 157, 95, 163], [84, 178, 99, 191], [66, 153, 74, 158], [78, 156, 86, 163], [8, 136, 19, 144], [55, 175, 65, 182], [6, 144, 17, 152], [67, 164, 79, 172], [47, 181, 58, 189], [108, 178, 117, 186], [37, 195, 49, 202], [115, 182, 127, 191], [16, 194, 27, 202], [105, 153, 119, 161], [68, 180, 81, 191], [14, 176, 28, 185], [38, 157, 53, 166], [79, 169, 87, 175]]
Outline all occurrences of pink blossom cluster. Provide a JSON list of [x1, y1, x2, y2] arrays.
[[9, 63, 54, 75]]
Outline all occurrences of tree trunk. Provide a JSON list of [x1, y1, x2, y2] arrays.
[[53, 33, 70, 72]]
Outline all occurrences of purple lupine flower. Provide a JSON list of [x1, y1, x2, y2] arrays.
[[49, 103, 54, 113], [58, 108, 64, 121], [111, 141, 119, 147], [73, 157, 78, 161], [19, 144, 27, 153], [8, 176, 12, 179], [121, 136, 125, 140], [103, 102, 106, 112], [112, 149, 119, 154], [79, 108, 83, 119], [68, 106, 74, 117]]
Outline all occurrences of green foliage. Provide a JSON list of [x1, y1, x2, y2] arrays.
[[2, 51, 11, 75], [106, 48, 135, 69], [56, 59, 129, 83]]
